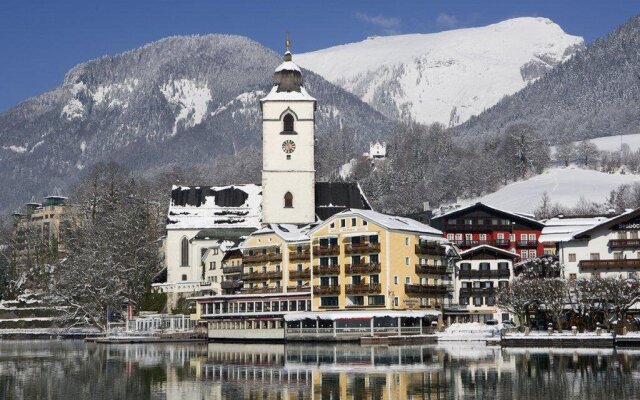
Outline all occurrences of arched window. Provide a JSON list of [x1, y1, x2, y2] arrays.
[[283, 113, 295, 133], [181, 237, 189, 266], [284, 192, 293, 208]]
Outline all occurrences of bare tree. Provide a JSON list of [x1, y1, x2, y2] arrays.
[[536, 278, 569, 332], [576, 140, 600, 168], [497, 278, 537, 330], [556, 141, 576, 167]]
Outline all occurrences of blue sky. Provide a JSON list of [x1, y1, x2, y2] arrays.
[[0, 0, 637, 111]]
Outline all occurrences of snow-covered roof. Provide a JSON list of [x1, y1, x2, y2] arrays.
[[275, 60, 302, 73], [571, 208, 640, 240], [167, 184, 262, 230], [312, 209, 442, 236], [539, 216, 611, 243], [458, 245, 519, 259], [434, 202, 540, 224], [284, 310, 440, 321], [261, 85, 316, 102], [248, 223, 311, 243]]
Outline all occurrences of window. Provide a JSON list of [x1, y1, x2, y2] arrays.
[[479, 234, 487, 241], [521, 250, 528, 259], [368, 296, 385, 306], [614, 252, 623, 260], [568, 253, 576, 262], [370, 275, 379, 284], [497, 262, 509, 270], [529, 234, 536, 241], [520, 234, 527, 241], [394, 297, 399, 307], [465, 233, 472, 241], [405, 237, 410, 246], [352, 275, 362, 284], [405, 277, 411, 284], [590, 253, 600, 260], [405, 257, 410, 266], [370, 254, 379, 264], [479, 262, 490, 271], [569, 273, 577, 280], [460, 262, 471, 271], [473, 297, 483, 306], [394, 276, 398, 285], [369, 235, 378, 244], [283, 113, 295, 132], [459, 296, 469, 305], [362, 220, 368, 226], [465, 219, 473, 225], [447, 233, 454, 240], [341, 219, 346, 228], [181, 237, 189, 266], [284, 192, 293, 208], [209, 262, 215, 270], [330, 222, 335, 228], [497, 233, 504, 240], [455, 234, 463, 241], [181, 274, 187, 281], [321, 297, 338, 307], [351, 218, 357, 227], [486, 296, 495, 306]]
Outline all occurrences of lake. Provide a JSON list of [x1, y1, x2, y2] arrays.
[[1, 340, 639, 399]]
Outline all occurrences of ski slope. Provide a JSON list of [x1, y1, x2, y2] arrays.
[[469, 168, 640, 214], [298, 17, 583, 126]]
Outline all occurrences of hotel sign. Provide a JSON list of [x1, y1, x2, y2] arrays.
[[614, 218, 640, 230]]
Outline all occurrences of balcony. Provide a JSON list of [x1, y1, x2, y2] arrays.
[[243, 252, 282, 263], [314, 245, 340, 256], [345, 242, 381, 255], [579, 259, 640, 270], [458, 269, 510, 279], [405, 284, 448, 296], [494, 239, 511, 247], [313, 285, 341, 295], [222, 265, 243, 274], [289, 250, 311, 261], [313, 265, 340, 275], [609, 239, 640, 249], [345, 283, 381, 294], [287, 285, 310, 293], [242, 270, 282, 281], [243, 286, 282, 294], [516, 240, 538, 248], [289, 269, 311, 280], [415, 243, 447, 256], [460, 287, 497, 297], [220, 280, 242, 290], [415, 264, 448, 275], [345, 263, 381, 274]]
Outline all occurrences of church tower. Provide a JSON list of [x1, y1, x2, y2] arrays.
[[260, 38, 316, 225]]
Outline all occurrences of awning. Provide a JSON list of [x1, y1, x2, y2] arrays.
[[284, 310, 440, 321]]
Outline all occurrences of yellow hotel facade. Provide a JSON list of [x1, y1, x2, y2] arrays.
[[193, 209, 459, 341]]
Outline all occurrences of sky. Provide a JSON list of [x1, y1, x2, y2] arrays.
[[0, 0, 637, 111]]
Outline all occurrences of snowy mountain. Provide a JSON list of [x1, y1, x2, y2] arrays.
[[455, 14, 640, 143], [297, 17, 583, 126], [464, 167, 640, 214], [0, 35, 391, 215]]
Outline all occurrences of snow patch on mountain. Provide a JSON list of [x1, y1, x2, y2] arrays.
[[466, 167, 640, 214], [211, 90, 265, 117], [92, 79, 139, 109], [2, 145, 27, 153], [298, 17, 584, 126], [160, 79, 211, 135], [61, 99, 85, 121]]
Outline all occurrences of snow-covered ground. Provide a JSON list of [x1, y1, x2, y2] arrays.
[[468, 167, 640, 214], [298, 17, 583, 126], [437, 322, 500, 341], [577, 133, 640, 153]]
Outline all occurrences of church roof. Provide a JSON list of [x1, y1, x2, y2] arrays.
[[262, 49, 315, 102], [167, 181, 371, 231]]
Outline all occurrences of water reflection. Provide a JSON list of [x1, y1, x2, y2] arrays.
[[1, 341, 640, 399]]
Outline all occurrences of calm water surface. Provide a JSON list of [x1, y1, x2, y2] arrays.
[[1, 340, 639, 399]]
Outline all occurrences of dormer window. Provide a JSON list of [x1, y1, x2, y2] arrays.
[[281, 112, 297, 134]]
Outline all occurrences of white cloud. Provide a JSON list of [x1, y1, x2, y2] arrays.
[[436, 12, 459, 29], [355, 12, 400, 29]]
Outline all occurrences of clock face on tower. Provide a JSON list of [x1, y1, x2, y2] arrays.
[[282, 140, 296, 154]]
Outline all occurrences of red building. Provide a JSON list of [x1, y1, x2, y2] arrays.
[[430, 203, 544, 260]]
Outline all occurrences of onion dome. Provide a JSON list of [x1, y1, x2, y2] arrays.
[[272, 36, 304, 93]]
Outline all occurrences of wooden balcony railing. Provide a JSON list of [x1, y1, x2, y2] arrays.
[[516, 240, 538, 248], [405, 284, 448, 296], [493, 239, 511, 247], [313, 265, 340, 275], [608, 239, 640, 249], [345, 263, 381, 274], [459, 287, 497, 297], [242, 271, 282, 281], [314, 245, 340, 256], [415, 243, 447, 256], [345, 242, 381, 255], [289, 269, 311, 279], [345, 283, 381, 294], [287, 285, 310, 293], [289, 250, 311, 261], [415, 264, 448, 275], [458, 269, 510, 279], [579, 259, 640, 270], [242, 286, 282, 294], [243, 252, 282, 263], [222, 265, 243, 274], [313, 285, 341, 295]]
